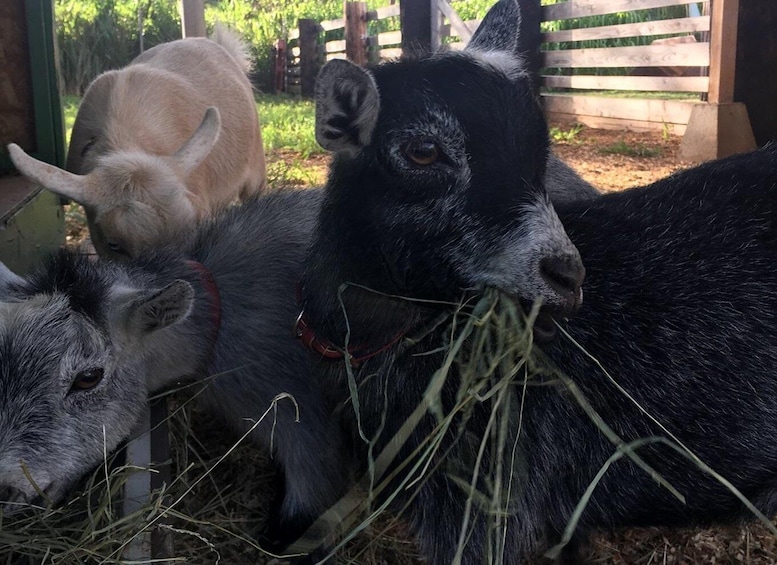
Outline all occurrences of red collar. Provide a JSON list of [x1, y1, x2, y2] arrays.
[[294, 288, 406, 367], [185, 260, 221, 337]]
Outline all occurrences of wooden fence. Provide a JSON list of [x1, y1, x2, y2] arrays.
[[273, 3, 401, 96], [272, 0, 753, 144], [435, 0, 713, 135]]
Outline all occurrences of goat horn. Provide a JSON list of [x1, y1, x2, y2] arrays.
[[7, 143, 90, 204]]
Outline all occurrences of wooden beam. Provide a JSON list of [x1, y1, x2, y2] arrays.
[[543, 0, 700, 22], [543, 42, 709, 68], [345, 1, 368, 66], [542, 93, 698, 125], [543, 16, 710, 44], [298, 19, 321, 97], [436, 0, 473, 42], [707, 0, 739, 103], [179, 0, 205, 38], [542, 74, 709, 93]]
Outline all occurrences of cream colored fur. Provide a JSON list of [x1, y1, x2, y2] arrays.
[[11, 28, 265, 260]]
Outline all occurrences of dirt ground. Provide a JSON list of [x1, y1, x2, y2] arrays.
[[548, 123, 690, 192]]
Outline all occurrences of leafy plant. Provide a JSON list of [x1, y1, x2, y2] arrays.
[[550, 124, 583, 144]]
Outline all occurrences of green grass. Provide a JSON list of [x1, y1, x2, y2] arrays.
[[550, 124, 582, 144], [600, 140, 662, 158], [63, 93, 321, 155], [63, 94, 79, 147], [255, 93, 321, 156]]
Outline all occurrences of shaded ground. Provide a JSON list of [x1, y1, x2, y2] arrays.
[[549, 124, 690, 192]]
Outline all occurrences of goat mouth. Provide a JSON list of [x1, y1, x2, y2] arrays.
[[533, 310, 558, 343]]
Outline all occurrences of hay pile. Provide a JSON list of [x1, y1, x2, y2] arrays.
[[1, 290, 775, 564]]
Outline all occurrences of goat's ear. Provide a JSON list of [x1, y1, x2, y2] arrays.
[[117, 280, 194, 337], [465, 0, 521, 54], [315, 59, 380, 154], [0, 262, 23, 296], [174, 107, 221, 176], [7, 143, 93, 206]]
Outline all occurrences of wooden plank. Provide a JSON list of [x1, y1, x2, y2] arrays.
[[299, 18, 320, 97], [542, 74, 709, 93], [369, 4, 400, 20], [325, 39, 346, 53], [345, 2, 367, 66], [708, 0, 739, 103], [377, 30, 402, 47], [320, 17, 345, 32], [379, 47, 403, 60], [543, 0, 701, 22], [542, 16, 710, 44], [436, 0, 473, 42], [547, 110, 688, 135], [542, 93, 698, 125], [440, 18, 481, 39], [542, 42, 709, 68], [326, 52, 349, 61]]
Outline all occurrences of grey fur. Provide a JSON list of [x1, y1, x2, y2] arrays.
[[0, 189, 350, 549], [545, 153, 600, 203]]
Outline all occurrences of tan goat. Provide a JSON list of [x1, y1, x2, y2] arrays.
[[9, 26, 265, 260]]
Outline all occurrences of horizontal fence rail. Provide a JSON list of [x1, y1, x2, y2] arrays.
[[276, 0, 718, 135]]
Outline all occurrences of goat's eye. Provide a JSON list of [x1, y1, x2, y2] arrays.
[[403, 139, 440, 166], [71, 368, 104, 392], [107, 241, 127, 255]]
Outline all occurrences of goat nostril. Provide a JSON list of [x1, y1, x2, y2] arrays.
[[539, 255, 585, 306]]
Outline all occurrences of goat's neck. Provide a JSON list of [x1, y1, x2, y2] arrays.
[[302, 213, 422, 348]]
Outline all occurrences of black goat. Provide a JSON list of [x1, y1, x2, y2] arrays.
[[297, 0, 777, 562]]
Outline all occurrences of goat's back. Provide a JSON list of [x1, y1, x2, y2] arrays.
[[523, 145, 777, 543], [67, 36, 265, 206]]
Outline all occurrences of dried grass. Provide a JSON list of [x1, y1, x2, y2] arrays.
[[1, 290, 775, 564]]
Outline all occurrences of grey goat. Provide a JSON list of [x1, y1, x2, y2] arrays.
[[0, 189, 349, 547]]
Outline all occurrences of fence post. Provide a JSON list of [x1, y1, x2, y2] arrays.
[[299, 19, 320, 97], [271, 39, 287, 94], [345, 2, 368, 66], [179, 0, 206, 38], [517, 0, 541, 96], [679, 0, 756, 162], [400, 0, 432, 55], [734, 0, 777, 145]]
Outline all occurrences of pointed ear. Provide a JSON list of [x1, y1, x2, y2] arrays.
[[465, 0, 522, 54], [118, 280, 194, 337], [173, 107, 221, 176], [315, 59, 380, 154], [7, 143, 93, 205]]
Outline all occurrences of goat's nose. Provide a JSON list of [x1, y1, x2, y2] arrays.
[[539, 255, 585, 310]]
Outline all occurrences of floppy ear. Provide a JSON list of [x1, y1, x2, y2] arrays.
[[465, 0, 522, 54], [115, 280, 194, 337], [7, 143, 93, 206], [173, 107, 221, 176], [314, 59, 380, 154]]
